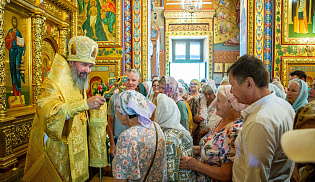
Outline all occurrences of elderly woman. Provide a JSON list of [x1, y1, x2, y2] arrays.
[[287, 78, 309, 112], [155, 94, 196, 181], [113, 90, 167, 181], [189, 81, 221, 145], [180, 85, 245, 182], [190, 79, 201, 99], [159, 76, 190, 130]]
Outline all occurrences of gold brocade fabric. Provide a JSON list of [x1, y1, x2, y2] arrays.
[[88, 103, 108, 167], [23, 54, 90, 182]]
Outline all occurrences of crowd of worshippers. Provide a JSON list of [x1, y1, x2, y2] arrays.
[[23, 36, 315, 182], [107, 55, 315, 181]]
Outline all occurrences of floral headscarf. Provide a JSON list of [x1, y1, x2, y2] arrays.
[[115, 90, 156, 128], [163, 76, 183, 103]]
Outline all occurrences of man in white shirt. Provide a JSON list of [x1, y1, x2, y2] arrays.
[[228, 54, 295, 182]]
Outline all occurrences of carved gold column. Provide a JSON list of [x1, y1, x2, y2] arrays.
[[31, 13, 45, 103], [0, 0, 10, 117], [59, 25, 69, 57]]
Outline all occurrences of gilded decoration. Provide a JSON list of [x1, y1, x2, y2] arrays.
[[273, 0, 309, 78], [142, 0, 148, 81], [0, 0, 76, 171], [282, 0, 315, 45], [4, 128, 12, 155], [247, 0, 254, 55], [281, 57, 315, 87], [43, 0, 63, 20], [169, 24, 209, 32], [0, 0, 11, 116], [254, 0, 264, 60], [59, 25, 69, 57], [165, 18, 213, 78], [164, 10, 215, 19], [95, 59, 121, 76], [32, 14, 45, 103], [11, 121, 32, 148]]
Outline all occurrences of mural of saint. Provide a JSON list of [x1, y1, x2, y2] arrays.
[[80, 0, 116, 41], [219, 21, 229, 34], [5, 16, 25, 103], [292, 0, 315, 33]]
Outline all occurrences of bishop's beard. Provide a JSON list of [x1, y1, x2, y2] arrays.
[[70, 65, 89, 92]]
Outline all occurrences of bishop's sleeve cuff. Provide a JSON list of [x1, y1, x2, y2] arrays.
[[67, 99, 89, 118]]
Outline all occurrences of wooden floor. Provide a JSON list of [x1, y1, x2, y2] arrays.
[[90, 173, 113, 182], [89, 166, 113, 182]]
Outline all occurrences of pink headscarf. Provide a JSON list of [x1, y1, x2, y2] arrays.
[[223, 85, 247, 111], [163, 76, 184, 103]]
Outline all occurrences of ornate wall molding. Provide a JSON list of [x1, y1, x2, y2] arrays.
[[124, 0, 132, 72], [281, 57, 315, 87], [95, 59, 121, 76], [32, 14, 45, 103], [165, 18, 213, 78], [0, 0, 10, 117], [59, 25, 69, 57], [247, 0, 254, 55], [164, 10, 215, 19]]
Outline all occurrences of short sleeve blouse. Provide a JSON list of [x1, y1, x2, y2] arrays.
[[198, 119, 243, 181]]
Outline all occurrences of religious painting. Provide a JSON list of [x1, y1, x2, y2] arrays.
[[213, 0, 240, 51], [214, 63, 223, 72], [4, 10, 31, 109], [87, 59, 121, 98], [281, 57, 315, 87], [224, 63, 233, 72], [41, 39, 56, 82], [213, 73, 223, 85], [77, 0, 122, 47], [283, 0, 315, 44]]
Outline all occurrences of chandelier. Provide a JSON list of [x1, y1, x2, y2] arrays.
[[181, 0, 202, 13]]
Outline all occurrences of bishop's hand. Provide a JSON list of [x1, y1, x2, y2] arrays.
[[87, 96, 106, 110]]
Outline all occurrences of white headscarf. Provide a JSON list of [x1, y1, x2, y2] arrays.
[[154, 94, 193, 142], [178, 82, 187, 97], [143, 81, 153, 97]]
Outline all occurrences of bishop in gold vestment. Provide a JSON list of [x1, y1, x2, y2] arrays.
[[23, 36, 106, 182]]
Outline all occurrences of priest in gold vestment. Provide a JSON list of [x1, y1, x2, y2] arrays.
[[22, 36, 106, 182]]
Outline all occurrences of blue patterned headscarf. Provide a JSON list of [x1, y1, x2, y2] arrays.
[[289, 78, 309, 112], [115, 90, 156, 128]]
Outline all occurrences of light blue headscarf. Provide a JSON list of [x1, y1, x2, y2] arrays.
[[289, 79, 309, 112]]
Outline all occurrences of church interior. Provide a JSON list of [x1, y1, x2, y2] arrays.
[[0, 0, 314, 181]]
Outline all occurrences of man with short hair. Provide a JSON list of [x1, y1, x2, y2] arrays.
[[290, 70, 307, 81], [23, 36, 106, 181], [229, 54, 295, 182], [107, 69, 140, 165]]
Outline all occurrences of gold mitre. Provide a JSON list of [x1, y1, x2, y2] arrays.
[[67, 36, 98, 64]]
